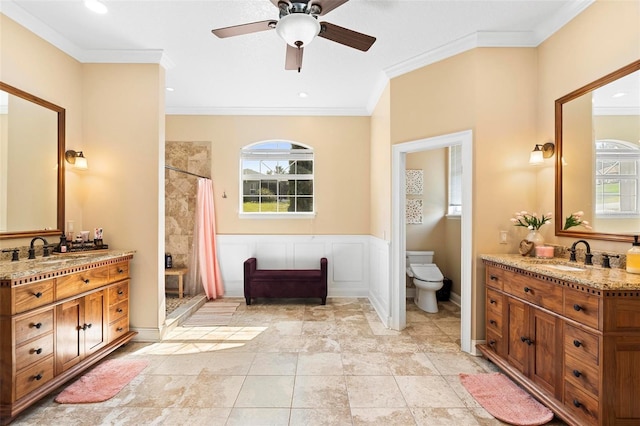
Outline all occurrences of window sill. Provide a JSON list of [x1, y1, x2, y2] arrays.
[[239, 212, 317, 219], [446, 214, 461, 220]]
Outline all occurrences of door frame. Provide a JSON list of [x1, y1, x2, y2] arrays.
[[390, 130, 473, 354]]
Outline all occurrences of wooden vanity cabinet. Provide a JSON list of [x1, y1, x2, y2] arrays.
[[479, 261, 640, 426], [0, 255, 136, 425]]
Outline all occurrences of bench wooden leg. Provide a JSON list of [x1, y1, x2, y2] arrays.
[[321, 297, 326, 305], [245, 297, 251, 305]]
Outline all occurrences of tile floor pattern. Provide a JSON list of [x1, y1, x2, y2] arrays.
[[13, 298, 567, 425]]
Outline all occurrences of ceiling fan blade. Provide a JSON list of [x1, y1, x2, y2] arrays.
[[310, 0, 349, 16], [318, 22, 376, 51], [285, 44, 304, 72], [211, 20, 276, 38]]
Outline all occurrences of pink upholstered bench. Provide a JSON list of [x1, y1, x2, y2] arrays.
[[243, 257, 328, 305]]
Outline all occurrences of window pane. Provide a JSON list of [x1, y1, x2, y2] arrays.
[[296, 197, 313, 212], [296, 180, 313, 195], [243, 180, 260, 196], [261, 196, 277, 211], [243, 196, 259, 212], [261, 180, 277, 196], [277, 197, 290, 212]]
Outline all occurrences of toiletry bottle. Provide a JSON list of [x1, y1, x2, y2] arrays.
[[58, 233, 68, 253], [165, 253, 173, 269], [627, 236, 640, 274]]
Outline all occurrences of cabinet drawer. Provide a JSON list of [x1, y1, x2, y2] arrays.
[[15, 356, 54, 400], [108, 281, 129, 305], [564, 324, 599, 365], [485, 266, 504, 290], [564, 288, 600, 330], [108, 316, 129, 342], [564, 380, 599, 426], [56, 266, 109, 300], [485, 329, 503, 356], [487, 288, 503, 314], [14, 280, 54, 314], [565, 354, 600, 397], [108, 299, 128, 323], [15, 310, 54, 346], [486, 309, 503, 336], [16, 333, 54, 371], [504, 274, 563, 313], [109, 262, 129, 282]]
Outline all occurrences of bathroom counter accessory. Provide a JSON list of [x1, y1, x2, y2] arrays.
[[0, 251, 136, 425], [478, 256, 640, 426]]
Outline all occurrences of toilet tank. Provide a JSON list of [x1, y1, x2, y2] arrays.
[[406, 250, 434, 264]]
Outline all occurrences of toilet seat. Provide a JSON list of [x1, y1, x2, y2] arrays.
[[409, 263, 443, 282]]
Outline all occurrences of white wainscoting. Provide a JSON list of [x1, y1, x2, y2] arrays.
[[216, 235, 390, 305]]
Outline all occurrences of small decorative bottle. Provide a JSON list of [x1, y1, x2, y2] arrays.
[[626, 236, 640, 274], [165, 253, 173, 269]]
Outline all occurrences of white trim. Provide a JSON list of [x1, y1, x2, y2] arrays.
[[391, 130, 473, 354], [166, 106, 371, 116], [239, 213, 316, 219]]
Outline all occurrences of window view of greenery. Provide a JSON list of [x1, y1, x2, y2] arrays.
[[595, 140, 639, 216], [241, 142, 314, 213]]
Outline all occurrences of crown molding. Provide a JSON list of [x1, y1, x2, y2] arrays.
[[165, 106, 371, 116]]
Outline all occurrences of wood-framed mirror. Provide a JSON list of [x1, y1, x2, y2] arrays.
[[555, 59, 640, 242], [0, 82, 65, 239]]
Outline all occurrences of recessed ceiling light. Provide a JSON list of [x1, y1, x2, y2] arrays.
[[166, 87, 175, 92], [612, 92, 627, 98], [84, 0, 108, 14], [298, 92, 308, 98]]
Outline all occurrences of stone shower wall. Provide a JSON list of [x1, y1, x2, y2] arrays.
[[165, 141, 211, 294]]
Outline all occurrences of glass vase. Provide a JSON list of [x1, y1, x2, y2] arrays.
[[526, 229, 545, 248]]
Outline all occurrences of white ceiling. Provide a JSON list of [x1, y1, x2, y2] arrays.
[[1, 0, 594, 116]]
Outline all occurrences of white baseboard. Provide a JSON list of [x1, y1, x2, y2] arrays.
[[470, 339, 484, 356]]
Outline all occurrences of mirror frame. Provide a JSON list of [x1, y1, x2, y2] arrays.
[[0, 81, 65, 239], [555, 59, 640, 243]]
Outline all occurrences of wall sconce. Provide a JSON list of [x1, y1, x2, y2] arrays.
[[529, 142, 555, 165], [65, 150, 88, 170]]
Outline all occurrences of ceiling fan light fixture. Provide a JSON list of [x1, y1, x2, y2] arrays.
[[276, 13, 320, 47]]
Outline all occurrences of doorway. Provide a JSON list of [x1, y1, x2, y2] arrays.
[[390, 130, 473, 354]]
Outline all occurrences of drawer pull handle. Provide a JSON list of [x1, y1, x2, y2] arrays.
[[573, 304, 583, 312], [489, 299, 497, 305], [34, 292, 43, 298], [118, 290, 124, 295], [490, 320, 497, 326], [573, 399, 582, 408], [81, 323, 93, 330], [32, 322, 42, 329], [524, 287, 531, 293], [488, 339, 496, 346], [118, 268, 124, 274], [33, 348, 43, 355], [116, 327, 124, 332], [572, 369, 582, 378], [490, 275, 498, 281], [573, 339, 582, 347], [520, 336, 533, 345], [34, 374, 43, 381], [116, 308, 124, 313], [82, 278, 90, 284]]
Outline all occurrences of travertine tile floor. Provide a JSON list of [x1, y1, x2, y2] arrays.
[[13, 298, 566, 425]]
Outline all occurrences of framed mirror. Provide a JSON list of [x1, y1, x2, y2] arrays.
[[0, 82, 65, 239], [555, 60, 640, 242]]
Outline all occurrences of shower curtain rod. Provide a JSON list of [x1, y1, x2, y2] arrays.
[[165, 165, 210, 180]]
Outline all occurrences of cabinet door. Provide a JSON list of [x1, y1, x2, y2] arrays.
[[56, 298, 83, 373], [84, 290, 107, 354], [506, 298, 529, 375], [530, 308, 562, 397]]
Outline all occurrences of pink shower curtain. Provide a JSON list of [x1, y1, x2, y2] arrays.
[[190, 178, 224, 299]]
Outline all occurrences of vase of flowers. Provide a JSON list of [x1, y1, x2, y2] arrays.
[[510, 211, 552, 248]]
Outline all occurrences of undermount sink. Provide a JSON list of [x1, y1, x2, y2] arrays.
[[541, 264, 586, 272]]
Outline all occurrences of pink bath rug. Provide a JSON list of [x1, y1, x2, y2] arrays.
[[55, 358, 148, 404], [460, 372, 554, 425]]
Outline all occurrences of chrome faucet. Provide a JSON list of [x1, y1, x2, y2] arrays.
[[28, 237, 50, 259], [570, 239, 593, 265]]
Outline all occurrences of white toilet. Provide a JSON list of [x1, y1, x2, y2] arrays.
[[406, 250, 444, 313]]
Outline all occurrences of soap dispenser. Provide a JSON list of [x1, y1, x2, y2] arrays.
[[627, 236, 640, 274]]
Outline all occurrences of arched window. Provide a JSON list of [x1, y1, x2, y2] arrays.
[[595, 139, 640, 216], [240, 141, 314, 215]]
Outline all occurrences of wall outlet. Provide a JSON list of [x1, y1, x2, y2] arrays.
[[499, 230, 508, 244]]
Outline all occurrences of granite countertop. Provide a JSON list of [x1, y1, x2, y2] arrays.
[[481, 253, 640, 291], [0, 250, 135, 281]]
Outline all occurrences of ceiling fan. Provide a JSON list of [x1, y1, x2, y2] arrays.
[[211, 0, 376, 72]]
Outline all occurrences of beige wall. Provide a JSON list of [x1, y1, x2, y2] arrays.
[[536, 0, 640, 252], [165, 115, 371, 235]]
